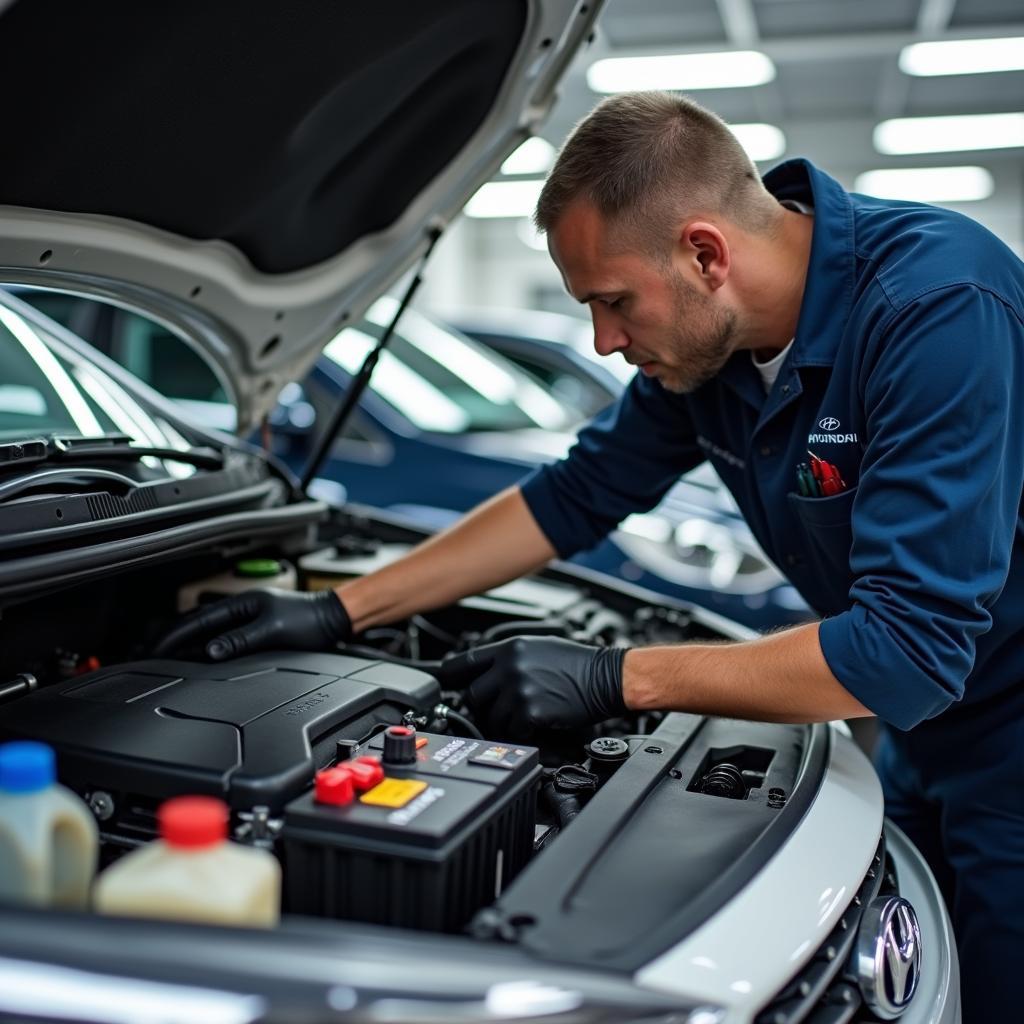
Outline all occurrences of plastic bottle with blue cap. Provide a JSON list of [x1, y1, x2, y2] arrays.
[[0, 741, 98, 907]]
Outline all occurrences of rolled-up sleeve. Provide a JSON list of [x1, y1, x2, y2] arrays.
[[519, 373, 704, 558], [819, 284, 1024, 730]]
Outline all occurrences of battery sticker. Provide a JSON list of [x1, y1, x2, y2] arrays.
[[431, 737, 481, 772], [469, 745, 531, 770], [359, 778, 428, 808], [388, 786, 445, 826]]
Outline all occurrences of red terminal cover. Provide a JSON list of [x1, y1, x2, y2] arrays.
[[159, 795, 229, 848], [348, 756, 385, 791], [315, 766, 355, 807]]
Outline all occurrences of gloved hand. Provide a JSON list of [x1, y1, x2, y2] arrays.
[[438, 636, 627, 740], [154, 588, 352, 661]]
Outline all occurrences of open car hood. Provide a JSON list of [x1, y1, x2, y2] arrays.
[[0, 0, 599, 432]]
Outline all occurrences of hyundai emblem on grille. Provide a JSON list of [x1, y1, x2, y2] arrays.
[[855, 895, 922, 1018]]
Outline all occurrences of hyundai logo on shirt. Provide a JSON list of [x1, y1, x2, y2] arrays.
[[809, 415, 858, 444]]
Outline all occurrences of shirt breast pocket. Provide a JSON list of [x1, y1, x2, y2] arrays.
[[787, 488, 857, 615]]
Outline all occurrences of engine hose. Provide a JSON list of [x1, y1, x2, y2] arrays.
[[337, 642, 443, 674], [479, 618, 568, 643], [434, 704, 485, 740], [541, 781, 583, 829], [570, 609, 626, 643]]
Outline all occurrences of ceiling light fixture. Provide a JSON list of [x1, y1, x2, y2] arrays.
[[587, 51, 775, 94], [873, 112, 1024, 154], [501, 138, 556, 176], [729, 123, 786, 161], [465, 179, 544, 219], [899, 37, 1024, 77], [854, 166, 995, 202]]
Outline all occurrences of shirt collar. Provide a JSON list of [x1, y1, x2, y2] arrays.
[[761, 158, 856, 369]]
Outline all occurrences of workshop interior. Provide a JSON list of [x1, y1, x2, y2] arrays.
[[0, 2, 1020, 1023]]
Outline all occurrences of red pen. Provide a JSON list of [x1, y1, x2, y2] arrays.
[[808, 453, 846, 496], [822, 460, 846, 495], [820, 471, 841, 496]]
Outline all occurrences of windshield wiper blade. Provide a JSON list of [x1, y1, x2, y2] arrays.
[[0, 437, 48, 464], [0, 467, 140, 505], [0, 435, 224, 472], [52, 444, 225, 471]]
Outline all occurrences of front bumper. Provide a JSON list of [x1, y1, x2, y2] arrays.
[[885, 820, 961, 1024]]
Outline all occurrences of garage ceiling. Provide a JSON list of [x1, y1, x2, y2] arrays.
[[537, 0, 1024, 250]]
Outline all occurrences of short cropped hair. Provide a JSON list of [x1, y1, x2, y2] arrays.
[[534, 92, 781, 251]]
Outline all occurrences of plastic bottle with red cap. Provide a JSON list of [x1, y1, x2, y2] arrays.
[[93, 794, 281, 927]]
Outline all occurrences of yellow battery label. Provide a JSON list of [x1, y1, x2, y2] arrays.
[[359, 778, 428, 808]]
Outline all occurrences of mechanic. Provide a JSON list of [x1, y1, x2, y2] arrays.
[[163, 93, 1024, 1020]]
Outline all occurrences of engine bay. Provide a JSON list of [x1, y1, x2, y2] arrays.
[[0, 517, 822, 947]]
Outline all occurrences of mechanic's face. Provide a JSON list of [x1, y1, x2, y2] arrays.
[[549, 200, 737, 394]]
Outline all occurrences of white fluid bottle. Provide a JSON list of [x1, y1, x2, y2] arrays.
[[0, 741, 99, 908], [176, 557, 298, 612], [93, 795, 281, 927]]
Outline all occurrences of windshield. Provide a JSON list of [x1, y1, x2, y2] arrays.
[[324, 298, 575, 433], [0, 297, 196, 476], [0, 302, 123, 439]]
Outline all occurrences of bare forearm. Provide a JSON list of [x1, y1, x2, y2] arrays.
[[623, 622, 873, 724], [336, 486, 557, 632]]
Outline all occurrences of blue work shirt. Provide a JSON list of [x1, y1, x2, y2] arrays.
[[521, 159, 1024, 733]]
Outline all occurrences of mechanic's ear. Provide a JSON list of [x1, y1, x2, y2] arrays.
[[679, 221, 730, 292]]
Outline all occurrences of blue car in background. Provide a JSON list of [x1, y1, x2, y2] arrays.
[[453, 308, 812, 623], [453, 308, 625, 418], [9, 288, 809, 629]]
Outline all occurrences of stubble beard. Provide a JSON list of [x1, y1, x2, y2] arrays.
[[654, 273, 738, 395]]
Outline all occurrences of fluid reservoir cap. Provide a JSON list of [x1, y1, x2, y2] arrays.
[[587, 737, 630, 764], [383, 725, 417, 765], [0, 741, 55, 793], [315, 767, 355, 807], [159, 796, 229, 848], [235, 558, 283, 578]]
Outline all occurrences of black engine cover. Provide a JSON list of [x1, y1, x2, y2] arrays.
[[1, 652, 440, 814]]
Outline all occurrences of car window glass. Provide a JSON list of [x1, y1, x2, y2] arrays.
[[112, 310, 228, 403], [493, 350, 608, 419], [323, 301, 573, 434], [9, 290, 91, 334], [0, 302, 120, 438], [326, 328, 471, 433], [9, 290, 231, 427]]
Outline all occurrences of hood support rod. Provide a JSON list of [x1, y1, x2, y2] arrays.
[[299, 226, 443, 492]]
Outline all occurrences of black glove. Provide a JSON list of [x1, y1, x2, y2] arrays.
[[438, 636, 627, 740], [155, 588, 352, 661]]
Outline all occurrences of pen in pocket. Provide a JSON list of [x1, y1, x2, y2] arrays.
[[797, 454, 847, 497]]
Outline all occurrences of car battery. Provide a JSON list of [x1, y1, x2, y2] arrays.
[[281, 727, 540, 932]]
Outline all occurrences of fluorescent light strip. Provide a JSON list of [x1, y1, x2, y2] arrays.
[[854, 166, 994, 202], [325, 329, 469, 433], [465, 179, 544, 219], [502, 138, 556, 175], [729, 123, 786, 161], [0, 958, 265, 1024], [587, 51, 775, 93], [0, 305, 103, 436], [900, 37, 1024, 77], [874, 112, 1024, 154]]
